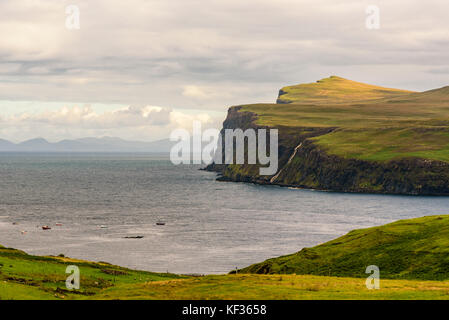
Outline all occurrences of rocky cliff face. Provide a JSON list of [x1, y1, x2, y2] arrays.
[[205, 107, 449, 195]]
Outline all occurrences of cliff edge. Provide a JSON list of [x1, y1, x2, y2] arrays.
[[206, 76, 449, 195]]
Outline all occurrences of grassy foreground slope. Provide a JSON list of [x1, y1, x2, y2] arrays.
[[3, 243, 449, 300], [0, 245, 182, 299], [240, 215, 449, 280], [95, 274, 449, 300], [4, 216, 449, 299], [242, 76, 449, 163]]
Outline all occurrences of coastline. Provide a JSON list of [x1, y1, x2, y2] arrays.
[[4, 215, 449, 300], [205, 107, 449, 196]]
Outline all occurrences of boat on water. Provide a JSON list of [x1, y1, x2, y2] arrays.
[[42, 225, 51, 230], [156, 222, 166, 226]]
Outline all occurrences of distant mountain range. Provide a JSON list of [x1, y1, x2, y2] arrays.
[[0, 137, 176, 153]]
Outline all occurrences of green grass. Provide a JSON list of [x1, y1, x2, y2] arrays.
[[277, 76, 413, 104], [94, 274, 449, 300], [4, 216, 449, 299], [312, 128, 449, 161], [239, 215, 449, 281], [240, 76, 449, 163], [0, 245, 183, 300], [3, 246, 449, 300]]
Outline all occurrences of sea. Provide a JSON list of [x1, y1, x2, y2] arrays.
[[0, 153, 448, 274]]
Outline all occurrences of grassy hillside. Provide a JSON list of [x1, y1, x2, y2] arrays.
[[239, 215, 449, 280], [3, 242, 449, 300], [277, 76, 413, 104], [242, 76, 449, 163], [0, 245, 182, 299]]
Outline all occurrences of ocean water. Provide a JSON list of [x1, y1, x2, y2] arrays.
[[0, 153, 448, 274]]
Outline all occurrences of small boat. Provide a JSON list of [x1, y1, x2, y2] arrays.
[[99, 225, 108, 229], [55, 223, 63, 226], [123, 235, 144, 239], [156, 222, 166, 226], [42, 225, 51, 230]]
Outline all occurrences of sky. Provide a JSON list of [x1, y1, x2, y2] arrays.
[[0, 0, 448, 142]]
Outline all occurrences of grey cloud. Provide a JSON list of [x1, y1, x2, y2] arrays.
[[0, 0, 448, 108], [428, 68, 449, 74]]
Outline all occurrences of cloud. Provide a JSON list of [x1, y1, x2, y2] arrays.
[[0, 1, 447, 103], [0, 0, 448, 140], [427, 68, 449, 75], [12, 105, 171, 128], [181, 85, 233, 101], [0, 104, 223, 142], [182, 86, 210, 100], [0, 63, 21, 74], [170, 110, 215, 130]]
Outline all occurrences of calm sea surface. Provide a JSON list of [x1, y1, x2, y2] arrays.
[[0, 153, 448, 274]]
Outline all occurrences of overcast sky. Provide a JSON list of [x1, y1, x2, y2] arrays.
[[0, 0, 448, 142]]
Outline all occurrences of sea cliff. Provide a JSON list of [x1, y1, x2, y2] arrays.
[[206, 77, 449, 195]]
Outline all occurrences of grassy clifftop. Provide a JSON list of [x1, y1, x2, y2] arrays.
[[239, 215, 449, 280], [207, 76, 449, 194], [277, 75, 413, 104], [243, 76, 449, 163]]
